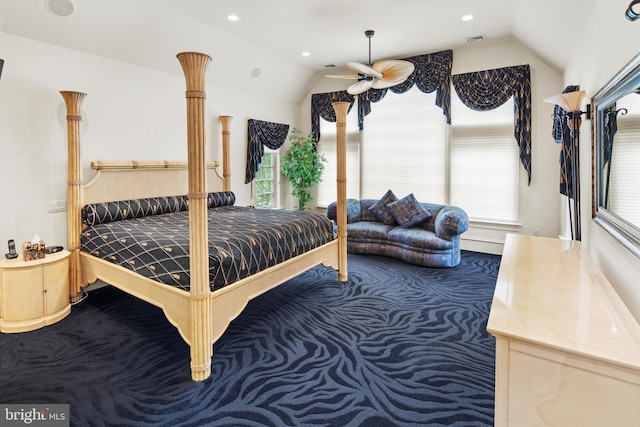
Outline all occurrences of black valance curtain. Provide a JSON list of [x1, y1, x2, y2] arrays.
[[311, 91, 355, 144], [245, 119, 289, 184], [311, 50, 453, 141], [551, 85, 580, 199], [452, 64, 532, 185], [357, 49, 453, 128]]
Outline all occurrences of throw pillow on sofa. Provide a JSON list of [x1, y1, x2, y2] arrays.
[[368, 189, 398, 225], [387, 193, 431, 228]]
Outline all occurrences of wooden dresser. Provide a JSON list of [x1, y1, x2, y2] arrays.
[[487, 234, 640, 426]]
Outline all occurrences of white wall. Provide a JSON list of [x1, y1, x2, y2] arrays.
[[562, 0, 640, 321], [0, 33, 298, 250], [299, 38, 564, 254]]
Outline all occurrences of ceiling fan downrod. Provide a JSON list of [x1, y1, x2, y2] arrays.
[[365, 30, 375, 67]]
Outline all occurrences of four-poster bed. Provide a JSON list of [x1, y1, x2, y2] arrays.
[[60, 51, 349, 381]]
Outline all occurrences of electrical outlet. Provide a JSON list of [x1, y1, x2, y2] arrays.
[[47, 200, 67, 213]]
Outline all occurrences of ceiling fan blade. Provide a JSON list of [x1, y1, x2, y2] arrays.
[[372, 60, 415, 83], [346, 62, 383, 78], [371, 78, 410, 90], [324, 73, 360, 80], [347, 79, 374, 95]]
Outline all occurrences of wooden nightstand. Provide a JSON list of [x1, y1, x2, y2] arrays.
[[0, 250, 71, 333]]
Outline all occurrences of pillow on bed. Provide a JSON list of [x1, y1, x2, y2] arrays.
[[387, 193, 431, 228], [83, 192, 236, 226], [208, 191, 235, 209], [82, 195, 189, 226], [368, 190, 398, 225]]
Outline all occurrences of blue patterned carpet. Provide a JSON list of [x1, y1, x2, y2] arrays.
[[0, 251, 500, 426]]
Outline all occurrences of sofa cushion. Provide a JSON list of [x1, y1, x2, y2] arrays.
[[387, 193, 431, 228], [387, 227, 453, 251], [368, 190, 398, 225], [347, 221, 395, 241]]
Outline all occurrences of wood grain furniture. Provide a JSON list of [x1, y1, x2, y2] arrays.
[[60, 51, 349, 381], [0, 250, 71, 333], [487, 234, 640, 426]]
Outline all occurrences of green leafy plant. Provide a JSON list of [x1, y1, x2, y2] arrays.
[[281, 128, 327, 211]]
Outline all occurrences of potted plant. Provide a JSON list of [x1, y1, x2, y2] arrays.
[[281, 128, 327, 211]]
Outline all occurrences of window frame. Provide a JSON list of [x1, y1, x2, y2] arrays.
[[253, 148, 281, 209]]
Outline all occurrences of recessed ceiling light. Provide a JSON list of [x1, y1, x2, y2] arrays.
[[227, 14, 239, 22], [462, 14, 474, 22], [302, 52, 311, 57], [46, 0, 75, 18]]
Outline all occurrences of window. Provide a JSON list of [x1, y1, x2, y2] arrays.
[[361, 88, 448, 203], [317, 105, 361, 207], [450, 93, 519, 223], [608, 94, 640, 227], [254, 149, 280, 208], [315, 86, 519, 225]]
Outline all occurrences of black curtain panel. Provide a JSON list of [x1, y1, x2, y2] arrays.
[[311, 50, 453, 142], [357, 50, 453, 128], [310, 90, 355, 145], [245, 119, 289, 184], [551, 85, 580, 198], [452, 64, 532, 185]]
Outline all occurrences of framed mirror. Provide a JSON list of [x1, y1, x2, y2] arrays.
[[593, 51, 640, 258]]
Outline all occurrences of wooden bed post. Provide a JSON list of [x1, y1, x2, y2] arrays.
[[60, 91, 87, 303], [332, 102, 349, 282], [177, 51, 213, 381], [218, 116, 232, 192]]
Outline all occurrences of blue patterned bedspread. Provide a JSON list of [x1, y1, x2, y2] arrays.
[[81, 206, 334, 291]]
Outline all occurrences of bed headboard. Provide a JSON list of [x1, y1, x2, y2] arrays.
[[84, 160, 224, 204]]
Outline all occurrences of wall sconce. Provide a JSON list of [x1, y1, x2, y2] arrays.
[[544, 89, 590, 241], [626, 0, 640, 21], [544, 90, 591, 120]]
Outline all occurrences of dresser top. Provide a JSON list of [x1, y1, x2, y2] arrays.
[[487, 234, 640, 371]]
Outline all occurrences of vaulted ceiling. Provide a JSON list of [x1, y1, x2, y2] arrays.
[[1, 0, 603, 103]]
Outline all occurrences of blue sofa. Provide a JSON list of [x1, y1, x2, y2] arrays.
[[326, 194, 469, 268]]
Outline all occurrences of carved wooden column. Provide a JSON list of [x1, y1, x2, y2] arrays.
[[60, 91, 87, 303], [332, 102, 349, 282], [218, 116, 232, 192], [176, 51, 213, 381]]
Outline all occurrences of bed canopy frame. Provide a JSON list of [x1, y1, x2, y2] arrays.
[[59, 52, 348, 381]]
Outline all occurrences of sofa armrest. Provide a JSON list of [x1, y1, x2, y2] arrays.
[[434, 206, 469, 240], [326, 198, 362, 223]]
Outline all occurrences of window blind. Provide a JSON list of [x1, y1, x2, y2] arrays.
[[361, 87, 448, 203], [609, 94, 640, 227], [450, 93, 519, 223]]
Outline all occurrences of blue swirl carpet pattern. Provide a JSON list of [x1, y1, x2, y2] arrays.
[[0, 251, 500, 426]]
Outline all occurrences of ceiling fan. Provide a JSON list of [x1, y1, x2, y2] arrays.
[[326, 30, 415, 95]]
